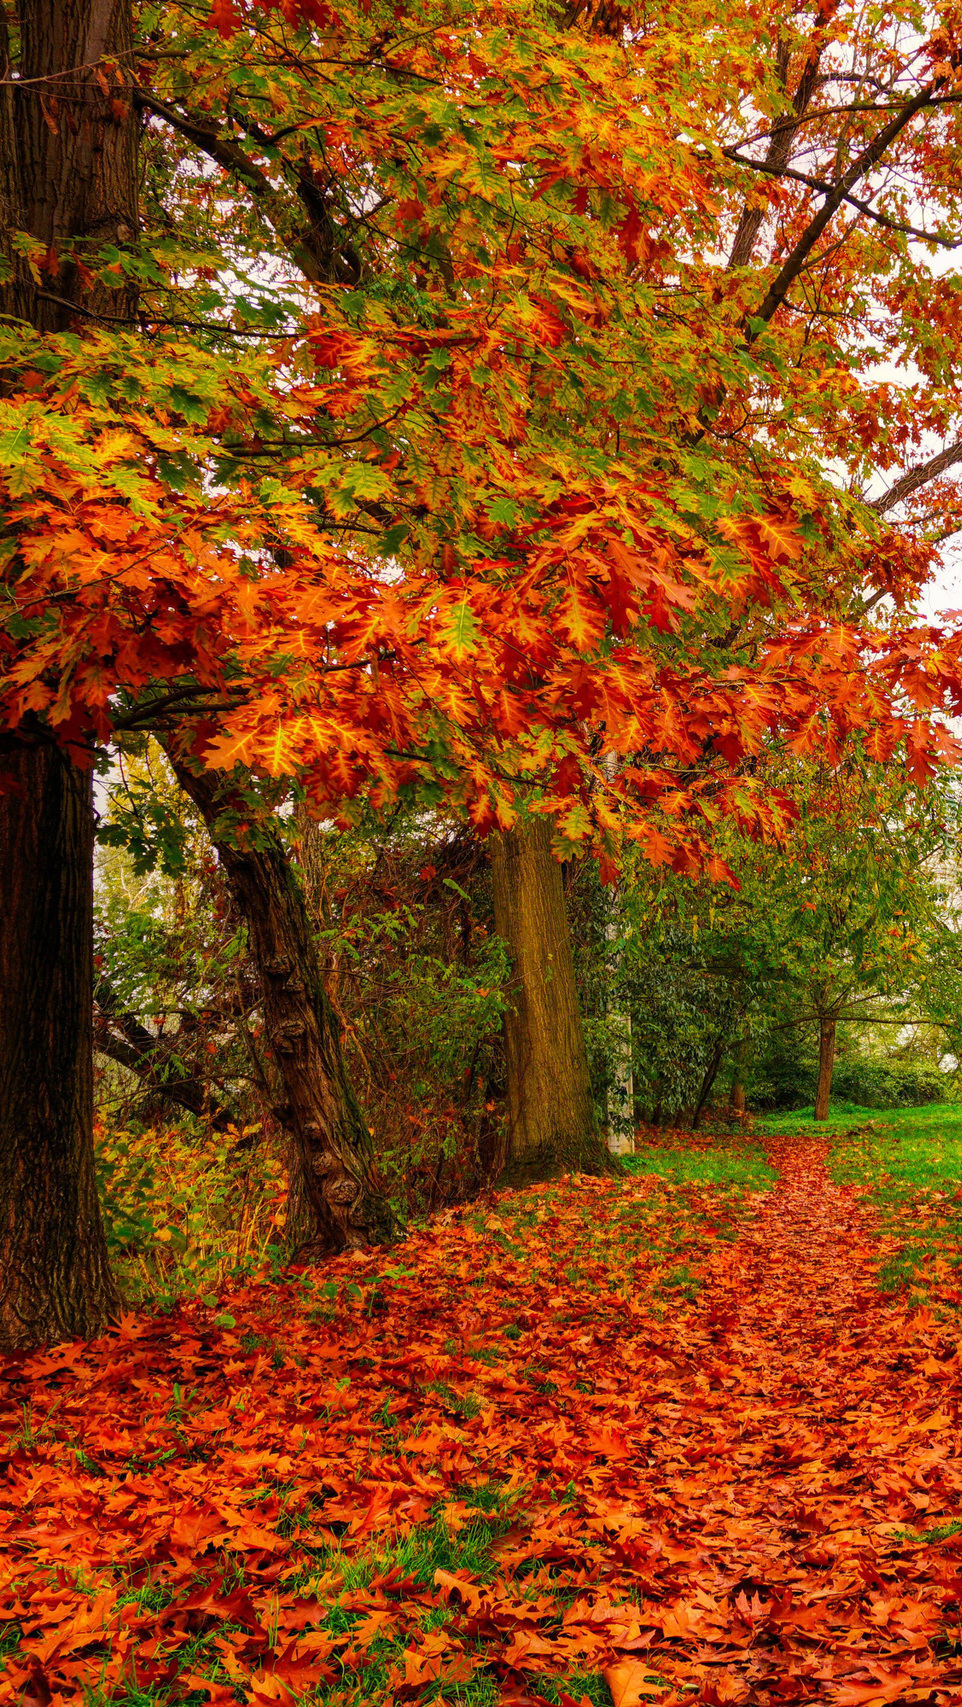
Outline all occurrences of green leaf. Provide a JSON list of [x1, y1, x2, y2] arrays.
[[341, 462, 393, 501], [441, 599, 481, 662]]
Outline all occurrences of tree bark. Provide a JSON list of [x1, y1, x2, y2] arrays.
[[0, 0, 139, 1348], [0, 744, 119, 1347], [1, 1, 139, 332], [692, 1039, 725, 1131], [813, 1015, 837, 1121], [604, 883, 635, 1156], [489, 817, 610, 1183], [730, 1038, 747, 1116], [165, 752, 394, 1254]]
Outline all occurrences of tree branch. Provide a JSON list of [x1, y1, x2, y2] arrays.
[[136, 87, 360, 285], [94, 973, 240, 1130], [745, 79, 944, 339], [725, 154, 962, 249], [727, 24, 826, 271], [870, 441, 962, 514]]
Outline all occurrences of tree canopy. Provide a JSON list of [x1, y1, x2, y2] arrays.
[[4, 0, 962, 862]]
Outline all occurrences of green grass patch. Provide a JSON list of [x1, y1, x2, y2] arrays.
[[296, 1511, 509, 1601], [658, 1264, 703, 1300], [623, 1143, 777, 1190], [893, 1519, 962, 1546], [827, 1103, 962, 1193], [753, 1099, 886, 1137]]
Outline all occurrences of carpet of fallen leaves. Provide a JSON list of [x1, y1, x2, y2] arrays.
[[3, 1137, 962, 1707]]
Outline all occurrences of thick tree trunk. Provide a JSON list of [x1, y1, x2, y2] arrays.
[[489, 817, 610, 1183], [0, 745, 119, 1347], [1, 2, 138, 331], [166, 753, 394, 1254], [0, 0, 138, 1348], [813, 1015, 837, 1121]]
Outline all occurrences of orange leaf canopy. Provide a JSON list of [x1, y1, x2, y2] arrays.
[[3, 0, 962, 862]]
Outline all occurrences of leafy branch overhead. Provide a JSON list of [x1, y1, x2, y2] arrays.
[[3, 0, 962, 870]]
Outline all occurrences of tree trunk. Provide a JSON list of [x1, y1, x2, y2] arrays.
[[604, 886, 635, 1156], [730, 1038, 747, 1115], [692, 1039, 725, 1131], [0, 744, 119, 1347], [489, 817, 609, 1183], [813, 1015, 836, 1121], [1, 1, 139, 331], [166, 752, 394, 1254], [0, 0, 139, 1348]]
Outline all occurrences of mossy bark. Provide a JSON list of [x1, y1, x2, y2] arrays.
[[489, 817, 613, 1185], [167, 754, 395, 1254], [813, 1015, 837, 1122]]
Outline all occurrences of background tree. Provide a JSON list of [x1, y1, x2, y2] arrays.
[[605, 760, 959, 1125]]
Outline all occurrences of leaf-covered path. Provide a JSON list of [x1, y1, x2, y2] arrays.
[[607, 1138, 962, 1704], [2, 1138, 962, 1707]]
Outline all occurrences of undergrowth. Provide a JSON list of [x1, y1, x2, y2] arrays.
[[95, 1118, 772, 1315], [95, 1120, 289, 1307]]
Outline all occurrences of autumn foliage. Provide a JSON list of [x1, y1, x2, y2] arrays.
[[4, 0, 962, 864], [5, 0, 962, 1692]]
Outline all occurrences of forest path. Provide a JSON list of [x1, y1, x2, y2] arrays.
[[619, 1137, 962, 1704], [3, 1142, 962, 1707]]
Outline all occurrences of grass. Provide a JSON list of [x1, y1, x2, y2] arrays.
[[623, 1141, 778, 1190], [892, 1519, 962, 1547], [2, 1485, 618, 1707], [753, 1098, 891, 1137], [824, 1102, 962, 1192]]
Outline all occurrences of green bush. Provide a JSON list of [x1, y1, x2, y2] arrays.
[[831, 1057, 948, 1109]]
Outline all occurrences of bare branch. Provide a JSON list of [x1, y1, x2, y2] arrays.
[[871, 442, 962, 514], [725, 154, 962, 249]]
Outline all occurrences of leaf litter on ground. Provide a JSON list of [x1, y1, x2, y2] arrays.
[[2, 1129, 962, 1705]]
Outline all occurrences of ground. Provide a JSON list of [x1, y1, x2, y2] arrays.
[[3, 1108, 962, 1706]]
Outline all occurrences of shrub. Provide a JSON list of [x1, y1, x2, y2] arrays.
[[831, 1057, 948, 1109]]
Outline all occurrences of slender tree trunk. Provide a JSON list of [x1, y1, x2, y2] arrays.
[[730, 1038, 747, 1115], [692, 1039, 725, 1131], [0, 745, 119, 1346], [489, 817, 610, 1183], [166, 753, 394, 1254], [604, 886, 635, 1156], [0, 0, 139, 1347], [813, 1015, 837, 1121]]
